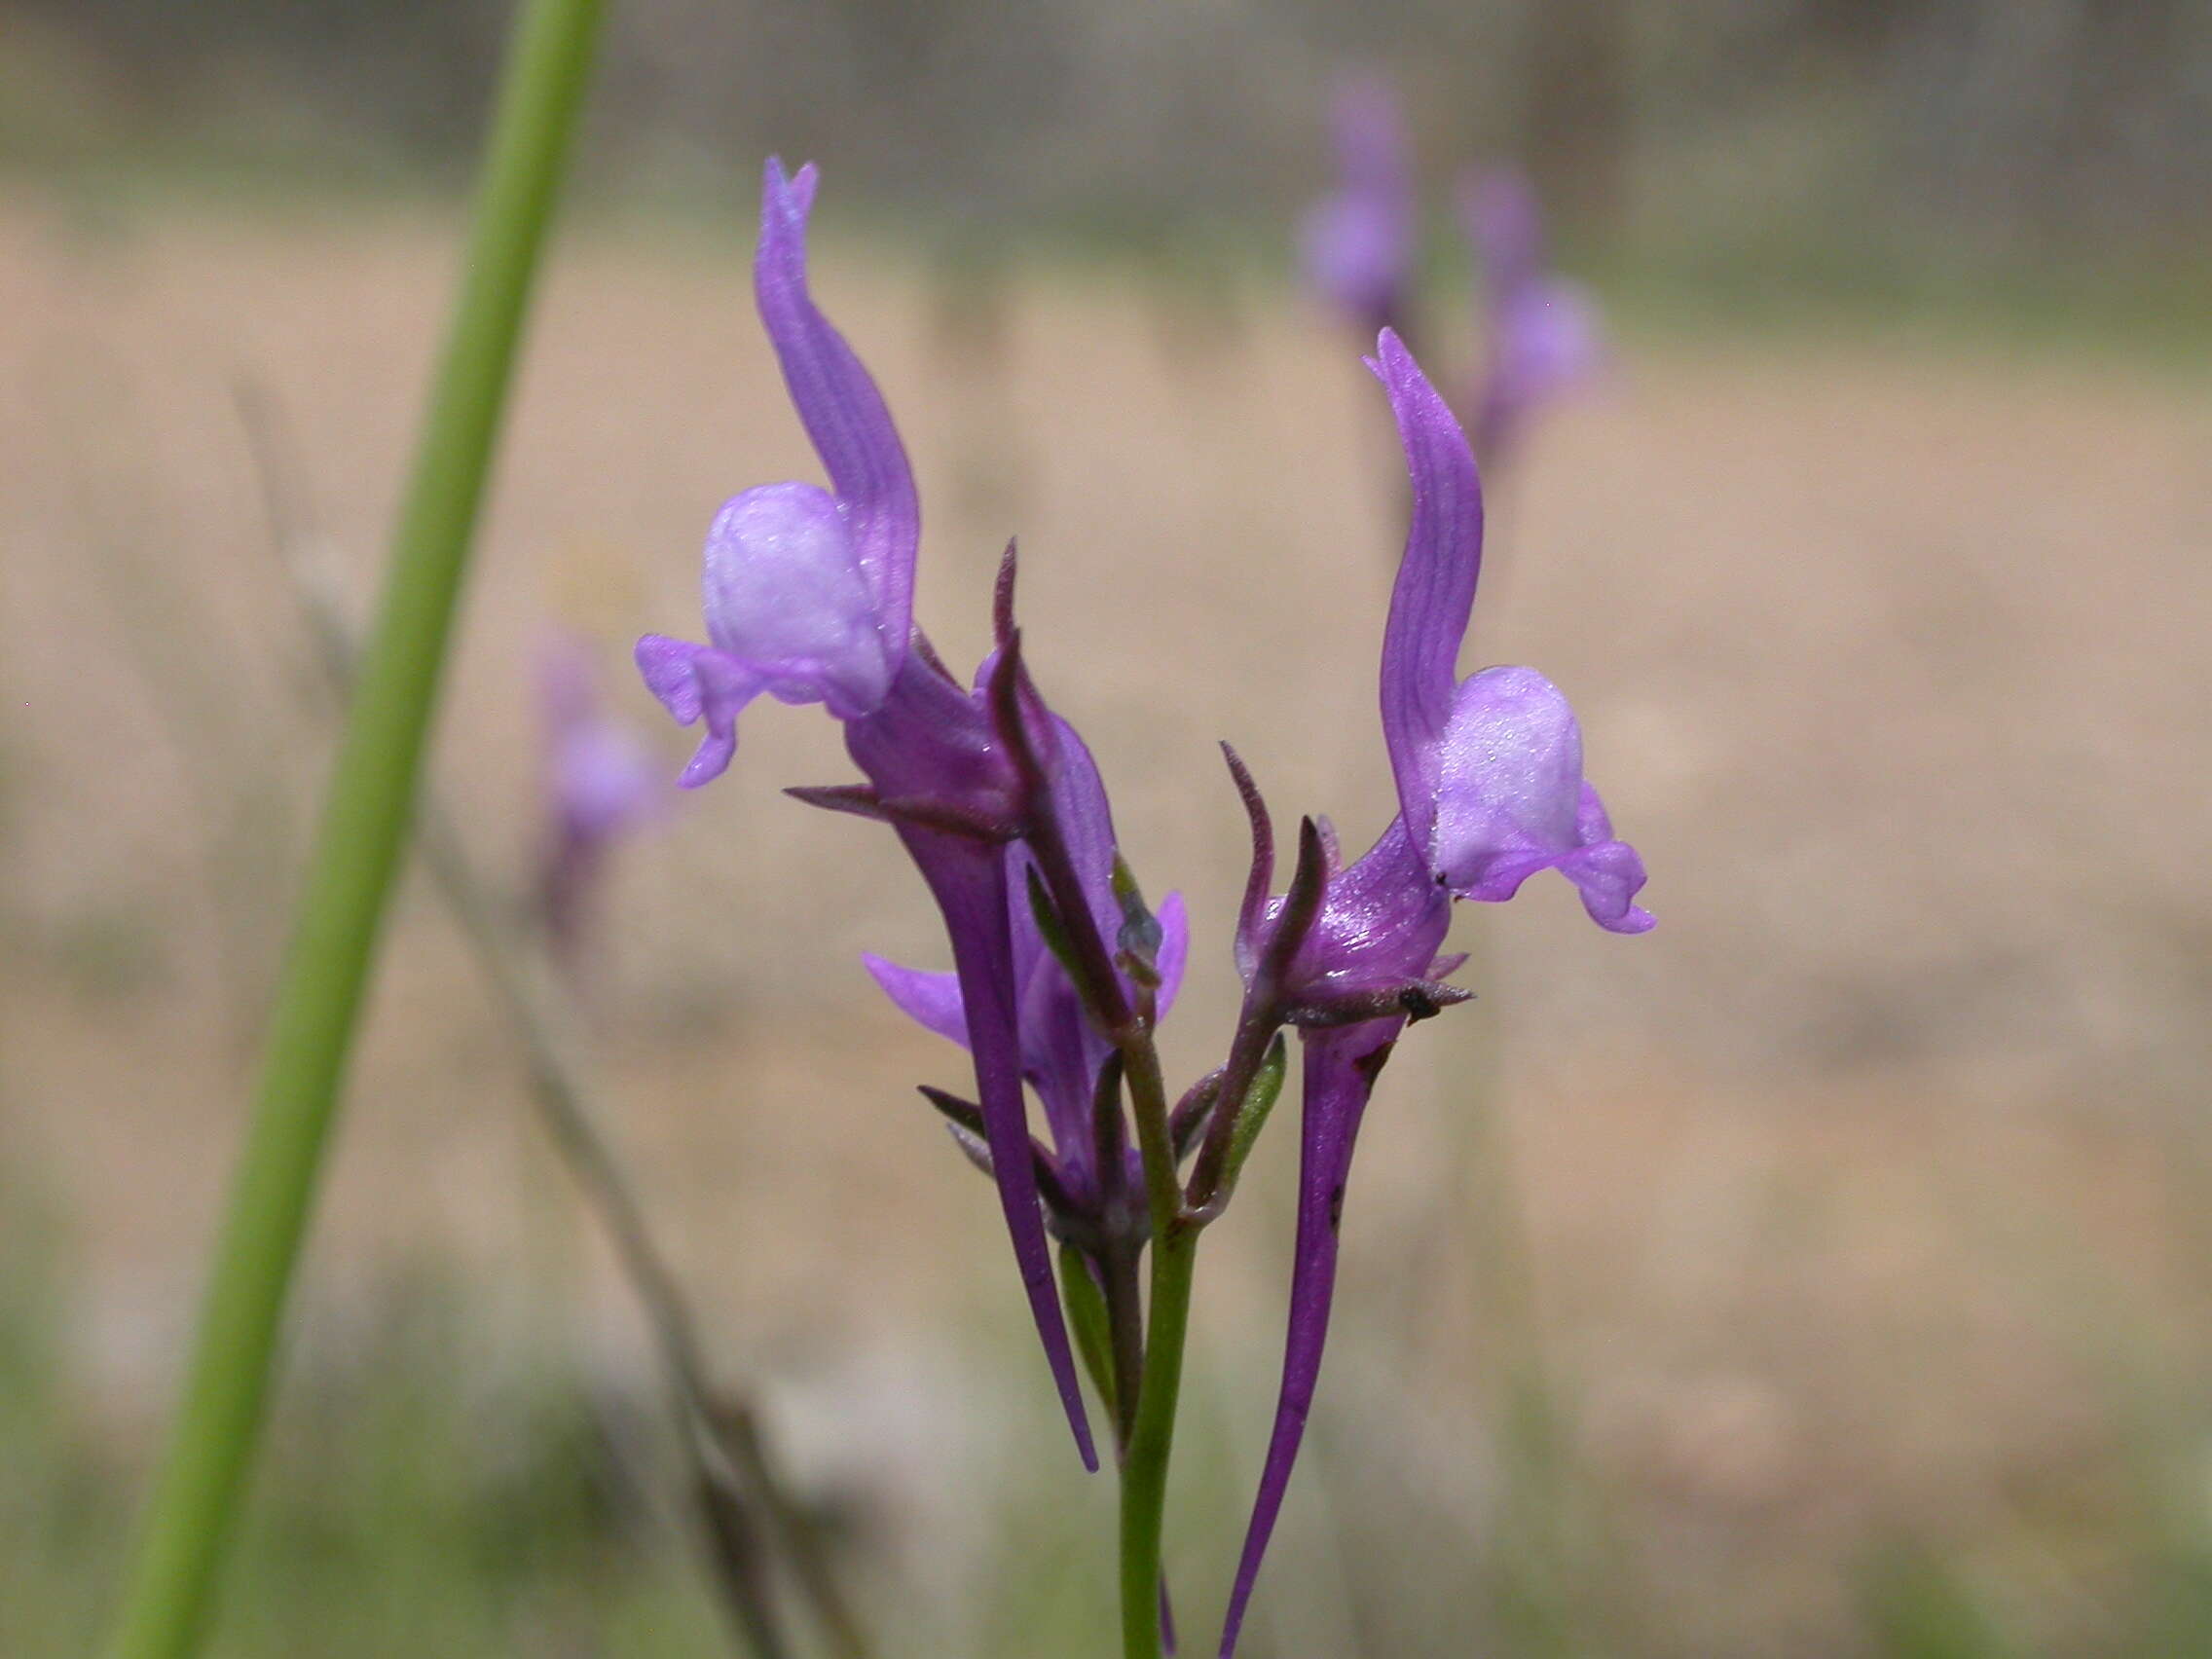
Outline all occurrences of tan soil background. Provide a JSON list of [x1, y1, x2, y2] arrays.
[[4, 182, 2211, 1651]]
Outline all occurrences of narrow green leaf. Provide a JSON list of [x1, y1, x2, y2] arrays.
[[1058, 1242, 1118, 1421], [1218, 1034, 1289, 1199]]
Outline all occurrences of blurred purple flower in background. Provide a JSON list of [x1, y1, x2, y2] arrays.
[[1218, 330, 1648, 1656], [636, 159, 1124, 1471], [1461, 168, 1605, 463], [1300, 78, 1604, 466], [538, 634, 661, 960], [1300, 73, 1417, 342]]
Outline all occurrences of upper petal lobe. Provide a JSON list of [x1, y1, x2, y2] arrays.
[[1369, 331, 1486, 848]]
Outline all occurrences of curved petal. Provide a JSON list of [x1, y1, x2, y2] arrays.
[[634, 635, 765, 789], [701, 482, 896, 717], [863, 954, 969, 1049], [1369, 331, 1485, 851], [1430, 667, 1652, 931], [1154, 890, 1191, 1017], [1006, 707, 1155, 1010], [1561, 834, 1655, 935], [1220, 1021, 1397, 1656], [756, 159, 919, 650]]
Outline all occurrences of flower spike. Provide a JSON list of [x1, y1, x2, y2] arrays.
[[1460, 167, 1605, 463], [1300, 73, 1417, 340], [1223, 330, 1645, 1648]]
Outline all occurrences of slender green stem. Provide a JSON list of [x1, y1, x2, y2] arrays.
[[1119, 1220, 1198, 1659], [996, 701, 1203, 1658], [1116, 1032, 1191, 1659], [101, 5, 603, 1655], [1099, 1241, 1146, 1451]]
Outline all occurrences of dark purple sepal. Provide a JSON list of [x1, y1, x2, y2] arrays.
[[992, 536, 1020, 647], [917, 1083, 988, 1137], [917, 1084, 1080, 1220], [1220, 743, 1274, 980], [1218, 1021, 1401, 1656], [897, 829, 1097, 1472], [784, 783, 1017, 843], [843, 651, 1024, 832]]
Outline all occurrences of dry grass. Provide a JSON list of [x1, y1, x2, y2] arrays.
[[4, 180, 2211, 1653]]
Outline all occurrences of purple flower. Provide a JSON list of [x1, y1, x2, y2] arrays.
[[866, 715, 1191, 1216], [1300, 73, 1417, 341], [1461, 168, 1604, 463], [1218, 331, 1647, 1656], [635, 161, 919, 789], [538, 634, 661, 958], [635, 159, 1106, 1470]]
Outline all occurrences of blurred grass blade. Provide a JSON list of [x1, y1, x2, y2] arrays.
[[101, 1, 606, 1654]]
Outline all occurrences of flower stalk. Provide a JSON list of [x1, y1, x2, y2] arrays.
[[632, 157, 1648, 1658], [102, 2, 604, 1654], [1119, 1209, 1197, 1659]]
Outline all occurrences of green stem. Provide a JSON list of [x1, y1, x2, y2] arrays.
[[1117, 1033, 1191, 1659], [101, 4, 604, 1654], [998, 722, 1201, 1657], [1099, 1241, 1146, 1452], [1119, 1220, 1198, 1659]]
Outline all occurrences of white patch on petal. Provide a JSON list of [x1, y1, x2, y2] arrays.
[[701, 482, 894, 712], [1428, 665, 1586, 885]]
